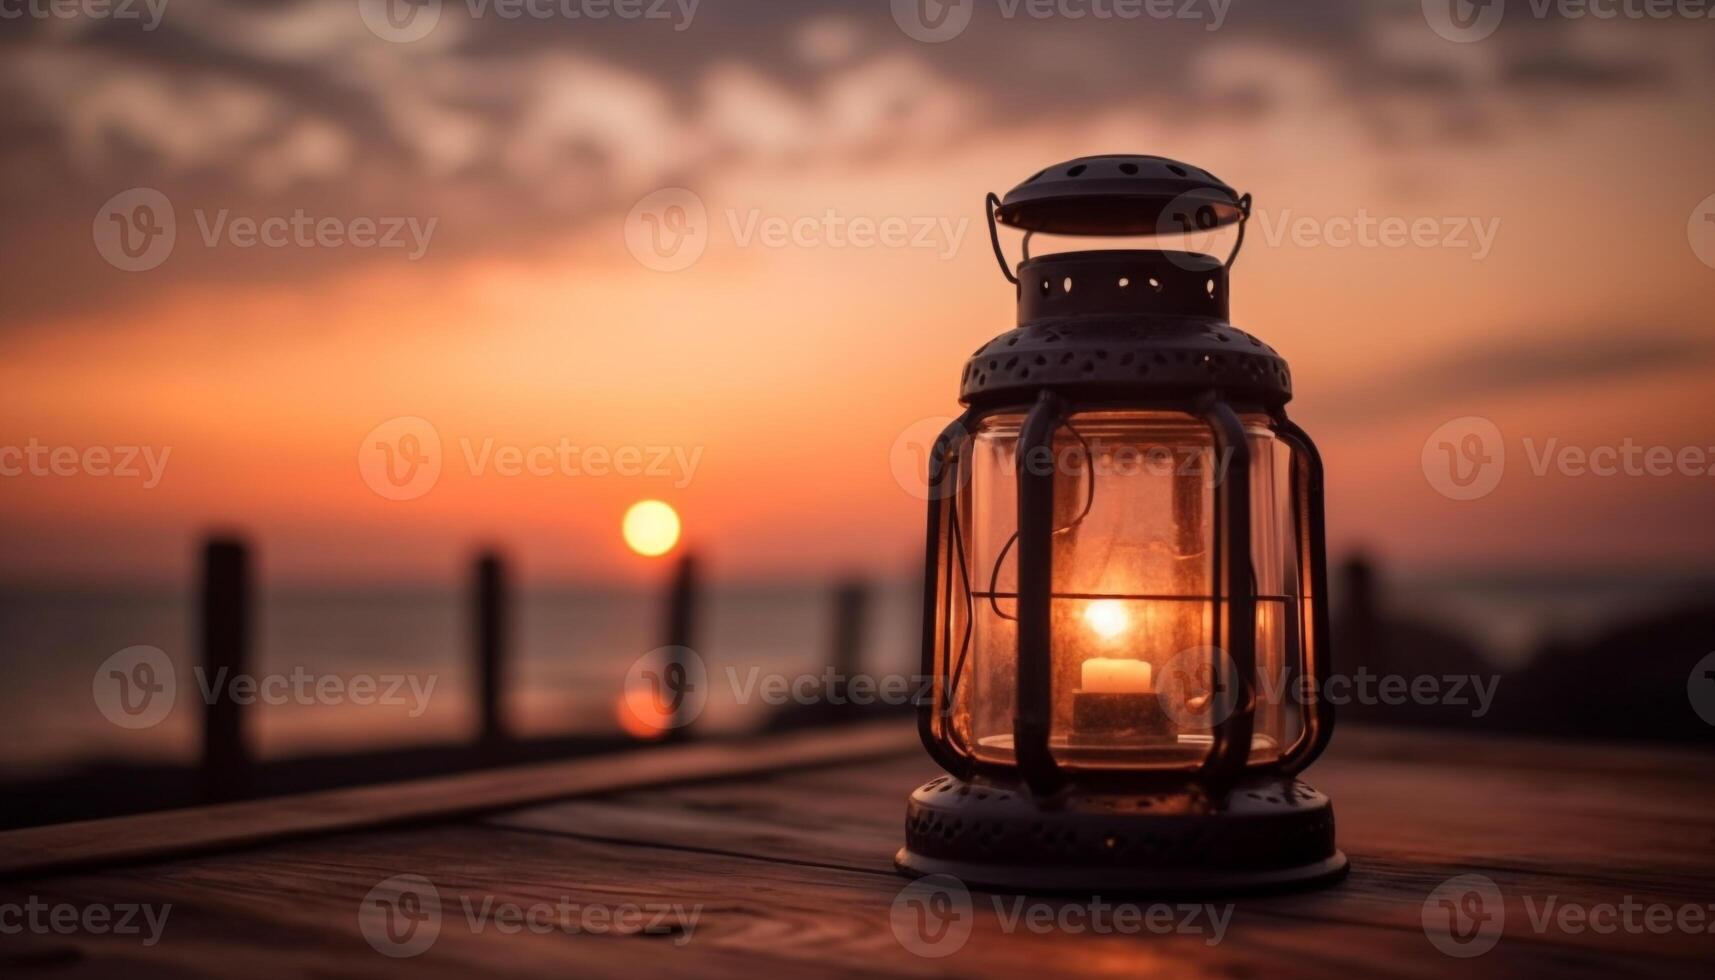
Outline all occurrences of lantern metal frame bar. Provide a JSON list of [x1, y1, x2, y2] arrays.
[[1197, 396, 1257, 797], [1274, 416, 1336, 775], [917, 412, 976, 781], [1013, 390, 1069, 796]]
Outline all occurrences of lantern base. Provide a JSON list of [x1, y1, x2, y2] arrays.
[[895, 774, 1346, 894]]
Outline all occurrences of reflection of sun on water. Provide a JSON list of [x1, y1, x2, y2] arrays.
[[622, 500, 681, 557], [616, 685, 672, 741]]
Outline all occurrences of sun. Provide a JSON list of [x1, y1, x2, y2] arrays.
[[622, 500, 681, 557]]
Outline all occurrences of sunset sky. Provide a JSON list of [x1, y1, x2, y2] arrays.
[[3, 0, 1713, 588]]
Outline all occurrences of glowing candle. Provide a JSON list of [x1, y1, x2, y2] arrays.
[[1082, 599, 1131, 640], [1081, 657, 1152, 694]]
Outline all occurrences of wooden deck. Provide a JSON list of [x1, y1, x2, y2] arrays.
[[1, 721, 1711, 978]]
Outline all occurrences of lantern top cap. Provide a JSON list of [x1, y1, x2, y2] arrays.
[[996, 154, 1244, 237]]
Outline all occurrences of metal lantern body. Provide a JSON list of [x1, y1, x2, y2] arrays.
[[897, 156, 1345, 892]]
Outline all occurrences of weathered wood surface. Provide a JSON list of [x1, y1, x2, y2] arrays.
[[0, 723, 1711, 978]]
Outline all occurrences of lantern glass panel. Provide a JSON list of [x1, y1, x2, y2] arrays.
[[949, 409, 1303, 772]]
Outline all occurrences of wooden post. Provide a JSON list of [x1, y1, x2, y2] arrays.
[[829, 578, 869, 704], [200, 537, 252, 802], [475, 551, 508, 751], [664, 552, 699, 739]]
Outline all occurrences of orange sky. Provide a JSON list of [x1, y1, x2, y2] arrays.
[[3, 9, 1713, 587]]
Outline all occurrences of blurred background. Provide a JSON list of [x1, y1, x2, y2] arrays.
[[2, 0, 1713, 820]]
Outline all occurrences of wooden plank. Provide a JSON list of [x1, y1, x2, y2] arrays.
[[2, 725, 1711, 977], [1, 817, 1706, 979], [0, 722, 919, 880], [492, 730, 1715, 884]]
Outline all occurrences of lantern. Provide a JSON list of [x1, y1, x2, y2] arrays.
[[897, 155, 1345, 891]]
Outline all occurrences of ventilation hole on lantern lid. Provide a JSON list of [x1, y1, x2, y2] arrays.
[[1148, 277, 1163, 292], [1118, 162, 1139, 175], [1040, 279, 1051, 296], [1118, 277, 1130, 288], [1062, 277, 1074, 293], [1067, 164, 1087, 177], [1004, 356, 1018, 369], [1206, 279, 1216, 297], [1168, 164, 1188, 177], [1034, 355, 1047, 366]]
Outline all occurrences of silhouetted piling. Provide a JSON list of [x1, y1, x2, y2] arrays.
[[200, 537, 253, 802], [828, 578, 869, 702], [663, 553, 699, 739], [474, 551, 509, 751]]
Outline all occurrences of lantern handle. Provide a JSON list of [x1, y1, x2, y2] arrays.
[[1224, 192, 1254, 272], [985, 192, 1019, 285]]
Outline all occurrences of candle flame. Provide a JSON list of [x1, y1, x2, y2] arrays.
[[1083, 600, 1130, 641]]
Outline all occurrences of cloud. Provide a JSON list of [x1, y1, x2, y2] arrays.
[[1323, 325, 1715, 419]]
